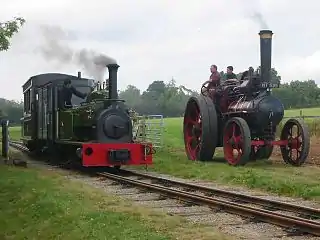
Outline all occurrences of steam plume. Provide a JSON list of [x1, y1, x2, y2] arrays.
[[251, 12, 269, 29], [37, 25, 116, 82]]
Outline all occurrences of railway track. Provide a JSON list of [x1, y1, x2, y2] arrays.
[[8, 140, 320, 237]]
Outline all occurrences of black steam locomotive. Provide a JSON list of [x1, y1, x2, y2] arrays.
[[183, 30, 310, 166], [20, 64, 153, 168]]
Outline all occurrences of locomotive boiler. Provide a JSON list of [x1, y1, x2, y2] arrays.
[[183, 30, 310, 166], [20, 64, 154, 169]]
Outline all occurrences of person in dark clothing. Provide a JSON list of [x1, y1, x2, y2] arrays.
[[60, 79, 87, 109], [226, 66, 237, 80]]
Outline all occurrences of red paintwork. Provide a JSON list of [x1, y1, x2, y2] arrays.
[[207, 85, 238, 113], [223, 122, 243, 165], [81, 143, 153, 167], [251, 139, 299, 147], [184, 101, 201, 161]]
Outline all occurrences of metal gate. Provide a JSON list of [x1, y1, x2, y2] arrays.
[[132, 114, 164, 148]]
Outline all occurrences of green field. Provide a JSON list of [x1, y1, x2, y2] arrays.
[[2, 108, 320, 200], [284, 107, 320, 117]]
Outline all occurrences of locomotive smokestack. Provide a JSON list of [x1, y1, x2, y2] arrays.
[[77, 71, 81, 78], [107, 63, 120, 99], [259, 30, 273, 83]]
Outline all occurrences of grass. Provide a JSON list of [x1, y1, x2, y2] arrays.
[[285, 107, 320, 117], [145, 117, 320, 201], [0, 161, 229, 240], [3, 108, 320, 201]]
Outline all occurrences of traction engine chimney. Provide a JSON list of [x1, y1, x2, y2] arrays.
[[107, 63, 120, 99], [259, 30, 273, 83]]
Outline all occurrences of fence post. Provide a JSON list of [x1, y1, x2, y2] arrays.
[[299, 110, 304, 120], [1, 120, 9, 160]]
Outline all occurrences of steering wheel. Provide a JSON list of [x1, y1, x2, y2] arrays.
[[201, 81, 210, 96]]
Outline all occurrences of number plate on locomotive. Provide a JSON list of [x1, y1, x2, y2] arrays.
[[260, 82, 279, 88]]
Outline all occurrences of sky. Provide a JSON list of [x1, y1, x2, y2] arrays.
[[1, 0, 320, 101]]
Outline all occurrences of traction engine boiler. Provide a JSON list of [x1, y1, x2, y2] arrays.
[[183, 30, 310, 166]]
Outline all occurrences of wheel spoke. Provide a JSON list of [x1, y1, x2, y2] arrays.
[[232, 123, 236, 137], [190, 144, 200, 160]]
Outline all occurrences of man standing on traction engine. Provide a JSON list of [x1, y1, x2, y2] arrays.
[[208, 64, 221, 87], [202, 65, 221, 98]]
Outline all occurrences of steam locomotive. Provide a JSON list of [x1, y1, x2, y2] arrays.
[[20, 64, 153, 168], [183, 30, 310, 166]]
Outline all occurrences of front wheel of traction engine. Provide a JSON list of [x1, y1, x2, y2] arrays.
[[280, 118, 310, 166], [223, 117, 251, 166], [183, 96, 218, 161]]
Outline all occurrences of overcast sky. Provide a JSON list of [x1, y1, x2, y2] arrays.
[[1, 0, 319, 101]]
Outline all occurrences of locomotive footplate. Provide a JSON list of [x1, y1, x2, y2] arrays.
[[108, 149, 131, 164]]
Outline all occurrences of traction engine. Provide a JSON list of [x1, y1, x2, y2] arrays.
[[183, 30, 310, 166]]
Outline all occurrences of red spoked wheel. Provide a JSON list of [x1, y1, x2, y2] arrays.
[[280, 118, 310, 166], [183, 96, 218, 161], [223, 117, 251, 166]]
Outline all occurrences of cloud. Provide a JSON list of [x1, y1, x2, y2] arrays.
[[1, 0, 320, 101]]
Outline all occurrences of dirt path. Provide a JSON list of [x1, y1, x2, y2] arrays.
[[272, 136, 320, 165]]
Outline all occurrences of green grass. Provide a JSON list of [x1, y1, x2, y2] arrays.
[[3, 107, 320, 200], [0, 163, 229, 240], [285, 107, 320, 117], [143, 117, 320, 201]]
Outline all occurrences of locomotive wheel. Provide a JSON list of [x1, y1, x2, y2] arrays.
[[280, 118, 310, 166], [223, 117, 251, 166], [183, 96, 218, 161]]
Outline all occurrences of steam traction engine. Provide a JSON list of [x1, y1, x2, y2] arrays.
[[183, 30, 310, 166]]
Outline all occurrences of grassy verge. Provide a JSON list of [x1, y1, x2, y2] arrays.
[[4, 113, 320, 200], [0, 162, 229, 240], [140, 117, 320, 201]]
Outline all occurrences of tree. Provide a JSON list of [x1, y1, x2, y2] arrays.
[[0, 17, 25, 51], [118, 85, 142, 109], [256, 67, 281, 84]]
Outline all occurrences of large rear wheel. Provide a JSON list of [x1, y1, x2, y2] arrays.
[[183, 96, 218, 161]]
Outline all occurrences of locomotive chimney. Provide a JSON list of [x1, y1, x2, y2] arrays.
[[77, 71, 81, 78], [259, 30, 273, 83], [107, 63, 120, 99]]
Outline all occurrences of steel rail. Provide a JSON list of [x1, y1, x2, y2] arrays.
[[98, 172, 320, 236], [119, 169, 320, 219]]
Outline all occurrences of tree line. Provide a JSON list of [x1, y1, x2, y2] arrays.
[[119, 69, 320, 117], [1, 68, 320, 123]]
